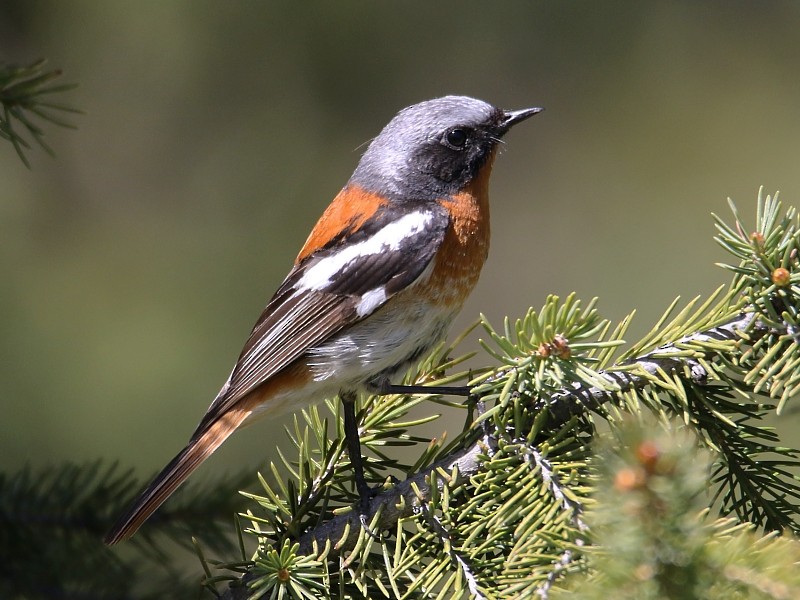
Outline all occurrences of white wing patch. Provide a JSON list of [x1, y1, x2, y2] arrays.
[[296, 210, 434, 292], [356, 286, 387, 317]]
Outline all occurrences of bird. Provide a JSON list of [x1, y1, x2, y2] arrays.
[[104, 95, 541, 545]]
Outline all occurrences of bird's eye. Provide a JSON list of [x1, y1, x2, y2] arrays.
[[444, 128, 468, 149]]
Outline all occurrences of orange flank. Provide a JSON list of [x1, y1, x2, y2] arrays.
[[195, 358, 314, 435]]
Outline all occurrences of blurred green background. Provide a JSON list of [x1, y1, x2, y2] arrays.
[[2, 2, 799, 491]]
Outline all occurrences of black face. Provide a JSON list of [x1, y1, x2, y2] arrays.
[[414, 114, 504, 188]]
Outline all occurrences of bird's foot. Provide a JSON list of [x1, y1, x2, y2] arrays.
[[355, 485, 383, 540]]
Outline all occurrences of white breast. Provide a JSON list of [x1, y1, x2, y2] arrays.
[[306, 295, 456, 389]]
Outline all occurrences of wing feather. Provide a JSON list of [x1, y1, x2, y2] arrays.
[[194, 204, 449, 435]]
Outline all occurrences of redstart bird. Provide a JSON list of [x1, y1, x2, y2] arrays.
[[104, 95, 541, 544]]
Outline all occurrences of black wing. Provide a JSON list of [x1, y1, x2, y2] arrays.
[[194, 204, 449, 435]]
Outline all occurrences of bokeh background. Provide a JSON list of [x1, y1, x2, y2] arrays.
[[2, 2, 799, 501]]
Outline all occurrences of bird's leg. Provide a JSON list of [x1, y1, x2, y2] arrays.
[[372, 379, 480, 417], [340, 391, 373, 516], [341, 382, 478, 532], [373, 381, 472, 397], [377, 378, 491, 448]]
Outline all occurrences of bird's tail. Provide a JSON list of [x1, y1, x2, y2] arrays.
[[104, 409, 250, 545]]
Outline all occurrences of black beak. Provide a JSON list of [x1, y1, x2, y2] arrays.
[[500, 106, 544, 132]]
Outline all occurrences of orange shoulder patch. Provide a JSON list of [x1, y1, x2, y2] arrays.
[[296, 185, 387, 263]]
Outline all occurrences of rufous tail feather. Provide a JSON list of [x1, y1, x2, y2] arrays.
[[104, 409, 249, 545]]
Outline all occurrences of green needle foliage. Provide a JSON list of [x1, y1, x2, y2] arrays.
[[203, 190, 800, 599], [0, 461, 252, 598], [0, 59, 81, 167], [4, 191, 799, 598], [553, 420, 800, 599]]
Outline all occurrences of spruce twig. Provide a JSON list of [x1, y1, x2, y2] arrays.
[[0, 59, 81, 167], [0, 462, 249, 598], [289, 308, 770, 558], [212, 190, 800, 598]]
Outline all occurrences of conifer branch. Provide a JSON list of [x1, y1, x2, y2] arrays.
[[0, 462, 249, 598], [419, 502, 485, 600], [211, 191, 800, 598], [288, 308, 763, 559], [297, 441, 485, 556], [0, 59, 81, 167], [537, 547, 578, 600], [540, 310, 759, 420], [552, 420, 800, 599]]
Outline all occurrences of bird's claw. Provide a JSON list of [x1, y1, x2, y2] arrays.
[[355, 485, 382, 540]]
